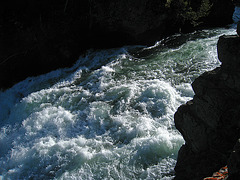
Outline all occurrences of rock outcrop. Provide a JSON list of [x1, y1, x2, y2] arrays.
[[228, 139, 240, 179], [233, 0, 240, 7], [0, 0, 234, 90], [174, 35, 240, 179]]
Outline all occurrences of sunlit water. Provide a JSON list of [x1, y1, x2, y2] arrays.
[[0, 28, 235, 179]]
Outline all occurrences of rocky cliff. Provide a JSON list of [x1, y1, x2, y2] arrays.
[[174, 35, 240, 179], [0, 0, 234, 90]]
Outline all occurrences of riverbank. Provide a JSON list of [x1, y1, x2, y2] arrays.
[[0, 0, 234, 90]]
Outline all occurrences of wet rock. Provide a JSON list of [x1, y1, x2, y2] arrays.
[[228, 139, 240, 179], [174, 35, 240, 179], [217, 35, 240, 71]]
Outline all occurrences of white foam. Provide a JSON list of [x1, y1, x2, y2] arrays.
[[0, 27, 235, 179]]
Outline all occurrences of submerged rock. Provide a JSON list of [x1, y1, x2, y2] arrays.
[[174, 35, 240, 179]]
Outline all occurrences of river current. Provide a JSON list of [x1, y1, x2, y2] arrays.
[[0, 28, 236, 179]]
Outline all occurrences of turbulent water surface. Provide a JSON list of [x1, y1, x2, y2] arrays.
[[0, 28, 235, 179]]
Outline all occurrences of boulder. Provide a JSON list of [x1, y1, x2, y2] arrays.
[[218, 35, 240, 70], [228, 139, 240, 179], [174, 35, 240, 179]]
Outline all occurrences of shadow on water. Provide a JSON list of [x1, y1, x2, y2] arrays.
[[128, 27, 232, 59]]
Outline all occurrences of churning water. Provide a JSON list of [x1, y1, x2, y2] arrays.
[[0, 28, 235, 179]]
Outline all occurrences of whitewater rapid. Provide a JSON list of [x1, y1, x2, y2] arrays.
[[0, 28, 235, 179]]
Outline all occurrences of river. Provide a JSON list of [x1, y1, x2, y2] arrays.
[[0, 27, 236, 179]]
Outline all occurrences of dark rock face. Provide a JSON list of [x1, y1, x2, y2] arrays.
[[233, 0, 240, 7], [90, 0, 173, 44], [201, 0, 234, 28], [228, 139, 240, 178], [0, 0, 234, 90], [174, 35, 240, 179]]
